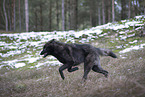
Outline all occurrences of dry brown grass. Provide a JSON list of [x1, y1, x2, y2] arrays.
[[0, 48, 145, 97]]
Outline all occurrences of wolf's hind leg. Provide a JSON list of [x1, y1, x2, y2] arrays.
[[92, 65, 108, 77], [82, 62, 93, 81]]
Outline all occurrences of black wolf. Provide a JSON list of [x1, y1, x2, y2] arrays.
[[40, 39, 117, 81]]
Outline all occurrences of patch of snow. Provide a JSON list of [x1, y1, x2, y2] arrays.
[[35, 63, 44, 68], [99, 33, 108, 37], [24, 57, 40, 63], [116, 45, 123, 49], [47, 61, 61, 66], [2, 59, 18, 68], [0, 53, 2, 56], [119, 43, 145, 53], [125, 21, 142, 26], [119, 31, 125, 34], [116, 38, 119, 40], [15, 63, 26, 68], [127, 33, 135, 38], [120, 35, 127, 40], [121, 20, 127, 23], [2, 50, 22, 57], [0, 65, 5, 69], [120, 55, 127, 59], [135, 27, 142, 30], [135, 15, 145, 19], [129, 40, 138, 44], [35, 60, 61, 68], [47, 56, 57, 60]]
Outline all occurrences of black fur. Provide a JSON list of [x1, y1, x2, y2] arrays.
[[40, 39, 117, 81]]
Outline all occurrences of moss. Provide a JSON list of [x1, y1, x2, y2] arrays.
[[128, 26, 134, 30], [20, 39, 27, 42], [91, 33, 97, 36], [101, 29, 109, 33], [59, 38, 67, 42], [118, 21, 124, 24], [81, 34, 89, 38]]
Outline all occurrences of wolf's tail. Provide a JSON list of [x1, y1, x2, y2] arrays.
[[96, 48, 117, 58]]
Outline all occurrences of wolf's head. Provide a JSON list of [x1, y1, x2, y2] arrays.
[[40, 39, 56, 58]]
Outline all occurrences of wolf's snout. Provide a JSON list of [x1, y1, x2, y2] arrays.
[[40, 50, 44, 55]]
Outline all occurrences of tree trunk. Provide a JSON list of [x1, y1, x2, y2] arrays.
[[19, 0, 21, 32], [98, 5, 101, 25], [132, 0, 135, 17], [89, 1, 93, 26], [34, 11, 38, 31], [48, 0, 52, 31], [143, 1, 145, 15], [11, 0, 14, 31], [40, 4, 43, 31], [135, 0, 138, 15], [3, 0, 8, 31], [90, 6, 93, 26], [108, 0, 111, 22], [13, 0, 16, 31], [70, 0, 78, 30], [143, 0, 145, 15], [102, 0, 105, 24], [112, 0, 115, 22], [56, 0, 59, 30], [68, 0, 71, 29], [128, 0, 131, 18], [25, 0, 29, 32], [121, 0, 127, 20], [144, 7, 145, 15], [89, 0, 97, 27], [65, 0, 67, 30], [74, 0, 78, 30], [8, 0, 11, 31], [62, 0, 65, 31]]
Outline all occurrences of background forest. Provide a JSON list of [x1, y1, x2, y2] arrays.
[[0, 0, 145, 32], [1, 0, 145, 97]]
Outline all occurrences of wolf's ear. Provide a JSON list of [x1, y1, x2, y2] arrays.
[[49, 39, 56, 43], [52, 39, 56, 41]]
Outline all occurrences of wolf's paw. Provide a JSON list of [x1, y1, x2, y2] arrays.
[[104, 73, 108, 78], [103, 70, 108, 78], [73, 67, 79, 70]]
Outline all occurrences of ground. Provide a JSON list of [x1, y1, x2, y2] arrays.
[[0, 48, 145, 97]]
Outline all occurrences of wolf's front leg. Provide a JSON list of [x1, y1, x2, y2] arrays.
[[68, 66, 79, 72], [59, 64, 68, 80]]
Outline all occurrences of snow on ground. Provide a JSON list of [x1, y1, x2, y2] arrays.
[[119, 43, 145, 54], [0, 15, 145, 69]]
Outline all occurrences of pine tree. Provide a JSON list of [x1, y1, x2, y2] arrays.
[[25, 0, 29, 32]]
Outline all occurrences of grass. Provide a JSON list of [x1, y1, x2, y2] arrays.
[[0, 48, 145, 97]]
